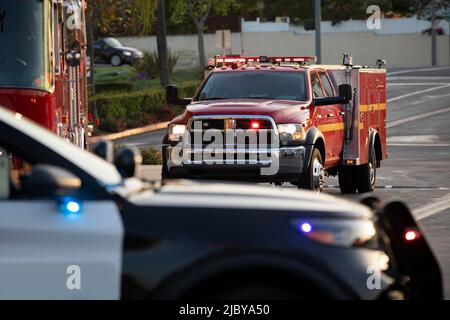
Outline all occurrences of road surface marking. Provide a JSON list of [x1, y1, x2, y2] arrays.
[[387, 143, 450, 147], [387, 84, 450, 103], [388, 82, 447, 86], [387, 135, 438, 143], [386, 106, 450, 128], [388, 76, 450, 81], [388, 67, 450, 75], [414, 193, 450, 220]]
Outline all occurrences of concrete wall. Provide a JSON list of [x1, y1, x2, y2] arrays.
[[118, 31, 450, 68], [243, 16, 450, 35]]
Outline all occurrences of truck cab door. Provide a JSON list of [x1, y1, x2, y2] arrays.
[[319, 71, 345, 162], [310, 72, 339, 166], [0, 151, 123, 299]]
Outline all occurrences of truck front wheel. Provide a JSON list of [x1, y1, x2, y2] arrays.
[[299, 148, 324, 193], [161, 135, 169, 180]]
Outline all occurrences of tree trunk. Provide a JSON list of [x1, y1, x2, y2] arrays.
[[156, 0, 170, 87], [196, 21, 206, 67]]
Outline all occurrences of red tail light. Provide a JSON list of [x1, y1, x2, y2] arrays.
[[404, 229, 420, 242]]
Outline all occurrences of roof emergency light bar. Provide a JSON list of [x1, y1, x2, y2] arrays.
[[210, 56, 317, 67]]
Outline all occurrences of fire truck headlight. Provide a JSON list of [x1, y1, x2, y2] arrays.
[[277, 124, 305, 141], [123, 51, 132, 56], [168, 124, 186, 142]]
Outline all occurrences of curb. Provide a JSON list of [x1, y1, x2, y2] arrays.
[[89, 121, 169, 144]]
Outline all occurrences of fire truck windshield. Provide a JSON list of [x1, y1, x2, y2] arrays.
[[197, 71, 307, 102], [0, 0, 53, 92]]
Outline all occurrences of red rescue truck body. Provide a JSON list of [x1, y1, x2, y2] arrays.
[[163, 55, 387, 193]]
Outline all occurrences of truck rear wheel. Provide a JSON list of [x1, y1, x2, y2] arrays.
[[299, 148, 324, 193], [357, 145, 376, 193], [338, 166, 358, 194]]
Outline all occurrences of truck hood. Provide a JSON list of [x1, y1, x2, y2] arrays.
[[174, 99, 310, 124], [130, 180, 372, 220]]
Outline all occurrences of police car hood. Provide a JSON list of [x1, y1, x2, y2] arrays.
[[130, 180, 372, 219], [181, 99, 310, 124]]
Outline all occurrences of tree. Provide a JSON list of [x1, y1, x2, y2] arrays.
[[87, 0, 98, 120], [92, 0, 155, 37], [171, 0, 239, 67], [135, 0, 170, 86], [155, 0, 170, 86]]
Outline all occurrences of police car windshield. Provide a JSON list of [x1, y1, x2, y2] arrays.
[[197, 71, 307, 102]]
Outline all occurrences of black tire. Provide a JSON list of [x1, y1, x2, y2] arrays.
[[338, 166, 358, 194], [110, 55, 122, 66], [161, 134, 169, 180], [299, 148, 324, 193], [357, 144, 376, 193], [204, 282, 303, 300]]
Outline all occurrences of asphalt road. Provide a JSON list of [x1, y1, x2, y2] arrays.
[[120, 66, 450, 299]]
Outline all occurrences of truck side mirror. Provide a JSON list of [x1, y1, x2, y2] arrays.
[[338, 84, 352, 103], [314, 84, 353, 106], [166, 85, 192, 106]]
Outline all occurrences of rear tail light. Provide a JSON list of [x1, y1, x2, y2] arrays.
[[404, 228, 420, 242]]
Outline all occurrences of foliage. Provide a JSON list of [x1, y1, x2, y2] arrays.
[[90, 81, 199, 133], [134, 51, 179, 79], [140, 147, 163, 165], [91, 0, 158, 37], [234, 0, 450, 26], [170, 0, 240, 28]]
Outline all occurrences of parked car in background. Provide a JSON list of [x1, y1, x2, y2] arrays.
[[93, 37, 144, 66]]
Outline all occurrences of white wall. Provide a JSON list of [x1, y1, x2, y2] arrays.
[[118, 31, 450, 68], [242, 16, 450, 35]]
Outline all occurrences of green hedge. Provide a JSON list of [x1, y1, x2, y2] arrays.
[[141, 147, 163, 165], [90, 80, 200, 133], [95, 81, 134, 94]]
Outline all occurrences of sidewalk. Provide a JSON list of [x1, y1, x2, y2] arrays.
[[139, 165, 162, 181]]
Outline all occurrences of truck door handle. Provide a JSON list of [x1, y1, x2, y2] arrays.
[[327, 113, 334, 118]]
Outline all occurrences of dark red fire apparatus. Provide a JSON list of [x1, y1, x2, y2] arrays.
[[163, 54, 387, 194], [0, 0, 89, 149]]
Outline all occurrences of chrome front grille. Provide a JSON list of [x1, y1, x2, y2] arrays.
[[185, 116, 278, 166]]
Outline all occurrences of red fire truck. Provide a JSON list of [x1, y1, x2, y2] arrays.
[[163, 54, 387, 194], [0, 0, 89, 149]]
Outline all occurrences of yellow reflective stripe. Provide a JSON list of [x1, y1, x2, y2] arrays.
[[317, 122, 364, 132], [317, 123, 344, 132], [360, 103, 386, 112]]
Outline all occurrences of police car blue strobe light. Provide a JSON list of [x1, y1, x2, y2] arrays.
[[300, 222, 312, 233], [66, 201, 81, 213], [59, 197, 82, 215]]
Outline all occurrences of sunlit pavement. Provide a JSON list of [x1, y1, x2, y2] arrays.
[[134, 67, 450, 299]]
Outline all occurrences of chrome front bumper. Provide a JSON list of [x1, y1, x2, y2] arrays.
[[166, 145, 306, 181]]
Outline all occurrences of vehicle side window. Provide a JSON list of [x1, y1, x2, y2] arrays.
[[310, 72, 324, 98], [320, 72, 334, 97]]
